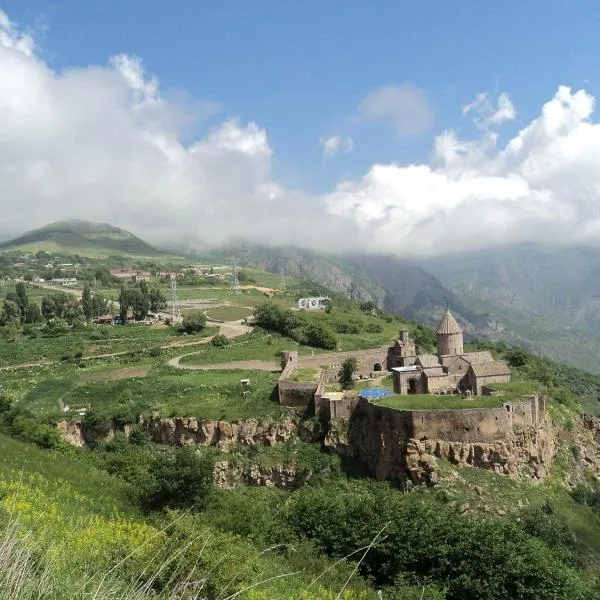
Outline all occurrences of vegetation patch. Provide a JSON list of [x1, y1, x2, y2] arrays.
[[374, 394, 507, 410], [205, 304, 253, 321]]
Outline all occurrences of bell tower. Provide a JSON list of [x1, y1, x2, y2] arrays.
[[436, 309, 463, 356]]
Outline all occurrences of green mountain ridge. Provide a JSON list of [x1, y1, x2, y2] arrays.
[[0, 219, 162, 257]]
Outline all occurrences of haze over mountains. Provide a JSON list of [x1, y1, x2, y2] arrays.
[[4, 220, 600, 372]]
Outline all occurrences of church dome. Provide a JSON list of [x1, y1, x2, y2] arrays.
[[436, 309, 462, 335]]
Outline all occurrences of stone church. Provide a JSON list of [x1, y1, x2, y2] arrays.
[[387, 309, 510, 396]]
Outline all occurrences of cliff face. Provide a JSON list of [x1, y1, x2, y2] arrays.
[[212, 460, 308, 490], [56, 416, 302, 449], [324, 397, 557, 484]]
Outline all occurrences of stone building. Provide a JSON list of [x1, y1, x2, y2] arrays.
[[389, 309, 510, 396]]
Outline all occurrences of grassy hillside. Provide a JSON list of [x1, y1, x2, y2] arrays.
[[0, 220, 162, 257]]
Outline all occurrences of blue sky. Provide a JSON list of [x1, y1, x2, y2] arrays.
[[3, 0, 598, 192], [3, 2, 600, 255]]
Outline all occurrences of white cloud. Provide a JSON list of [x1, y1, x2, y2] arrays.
[[358, 83, 434, 137], [3, 11, 600, 257], [320, 135, 354, 160], [463, 91, 516, 128]]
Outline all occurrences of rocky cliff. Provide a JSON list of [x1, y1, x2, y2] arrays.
[[56, 416, 301, 449], [324, 397, 557, 485]]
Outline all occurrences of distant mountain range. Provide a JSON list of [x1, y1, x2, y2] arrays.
[[4, 220, 600, 372], [0, 220, 160, 257]]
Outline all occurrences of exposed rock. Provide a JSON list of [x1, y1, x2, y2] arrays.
[[323, 418, 353, 456], [331, 395, 557, 485], [212, 459, 308, 490], [460, 502, 470, 514], [57, 416, 299, 449]]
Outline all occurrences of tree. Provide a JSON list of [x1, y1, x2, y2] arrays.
[[304, 323, 337, 350], [1, 299, 20, 325], [24, 301, 43, 324], [181, 312, 206, 334], [149, 286, 167, 312], [81, 284, 93, 319], [15, 282, 28, 317], [118, 285, 130, 322], [92, 292, 108, 317], [139, 446, 214, 511], [41, 295, 57, 320], [130, 288, 150, 320], [339, 357, 358, 389]]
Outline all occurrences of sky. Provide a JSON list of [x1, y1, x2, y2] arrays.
[[2, 1, 600, 255]]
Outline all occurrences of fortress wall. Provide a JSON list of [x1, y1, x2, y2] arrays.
[[346, 396, 546, 481], [278, 379, 319, 407], [298, 347, 388, 377], [313, 372, 329, 417]]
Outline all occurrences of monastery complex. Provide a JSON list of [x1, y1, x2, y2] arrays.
[[387, 309, 511, 396]]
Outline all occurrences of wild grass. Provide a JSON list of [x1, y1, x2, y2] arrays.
[[374, 394, 507, 410], [59, 368, 283, 422], [206, 305, 253, 321]]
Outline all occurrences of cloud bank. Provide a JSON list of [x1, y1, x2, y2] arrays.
[[2, 10, 600, 257]]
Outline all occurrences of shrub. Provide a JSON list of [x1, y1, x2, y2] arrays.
[[181, 312, 206, 334], [139, 446, 214, 511], [339, 357, 358, 390], [211, 333, 230, 347]]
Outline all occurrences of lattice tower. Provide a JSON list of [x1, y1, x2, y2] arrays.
[[170, 274, 182, 324]]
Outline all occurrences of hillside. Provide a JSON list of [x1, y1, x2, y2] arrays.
[[0, 220, 161, 257], [420, 245, 600, 373], [190, 243, 600, 373]]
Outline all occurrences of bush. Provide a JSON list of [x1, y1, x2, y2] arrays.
[[181, 312, 206, 334], [339, 357, 358, 390], [211, 333, 230, 347], [282, 483, 596, 599], [139, 446, 214, 511], [304, 323, 337, 350]]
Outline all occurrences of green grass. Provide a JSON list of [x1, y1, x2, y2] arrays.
[[205, 305, 253, 321], [60, 367, 283, 421], [486, 380, 542, 395], [374, 394, 507, 410], [289, 367, 320, 383], [0, 433, 138, 519], [179, 332, 312, 365]]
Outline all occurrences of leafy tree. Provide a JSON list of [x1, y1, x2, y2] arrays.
[[359, 300, 378, 314], [41, 295, 57, 320], [149, 286, 167, 312], [305, 323, 337, 350], [506, 348, 529, 368], [15, 282, 28, 317], [24, 301, 43, 324], [339, 357, 358, 389], [92, 292, 108, 317], [139, 446, 214, 511], [81, 284, 93, 319], [1, 299, 21, 325], [181, 312, 206, 334], [118, 285, 130, 322], [130, 288, 150, 320]]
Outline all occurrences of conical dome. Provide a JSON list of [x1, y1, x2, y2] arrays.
[[436, 309, 462, 335]]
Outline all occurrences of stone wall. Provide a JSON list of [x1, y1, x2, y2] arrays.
[[325, 394, 555, 482], [278, 379, 319, 407], [277, 350, 319, 407]]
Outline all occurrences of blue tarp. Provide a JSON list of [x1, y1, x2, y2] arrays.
[[359, 388, 393, 399]]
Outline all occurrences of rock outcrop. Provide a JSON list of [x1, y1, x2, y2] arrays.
[[142, 416, 299, 448], [212, 460, 308, 490], [324, 395, 557, 484], [56, 416, 301, 449]]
